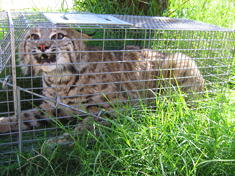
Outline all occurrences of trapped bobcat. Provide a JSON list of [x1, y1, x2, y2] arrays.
[[0, 28, 204, 142]]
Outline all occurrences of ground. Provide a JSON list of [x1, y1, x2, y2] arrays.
[[1, 0, 73, 11]]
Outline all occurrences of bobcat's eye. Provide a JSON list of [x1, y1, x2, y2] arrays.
[[31, 34, 39, 40], [51, 33, 64, 40]]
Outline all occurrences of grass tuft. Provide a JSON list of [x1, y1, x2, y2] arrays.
[[1, 87, 235, 175]]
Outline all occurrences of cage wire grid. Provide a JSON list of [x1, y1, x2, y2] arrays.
[[0, 11, 234, 164]]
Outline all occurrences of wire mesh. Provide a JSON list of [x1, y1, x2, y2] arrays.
[[0, 11, 234, 164]]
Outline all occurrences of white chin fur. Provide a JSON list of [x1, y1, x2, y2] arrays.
[[41, 65, 56, 72]]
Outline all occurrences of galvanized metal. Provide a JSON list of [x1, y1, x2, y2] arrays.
[[0, 11, 234, 164], [8, 11, 18, 122], [44, 13, 133, 25], [16, 86, 22, 153]]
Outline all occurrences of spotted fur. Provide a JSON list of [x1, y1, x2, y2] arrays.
[[0, 28, 204, 140]]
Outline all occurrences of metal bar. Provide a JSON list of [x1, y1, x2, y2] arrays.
[[17, 86, 23, 153], [0, 80, 98, 118], [7, 10, 22, 154], [7, 10, 17, 119]]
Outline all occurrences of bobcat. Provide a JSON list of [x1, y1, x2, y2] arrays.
[[0, 28, 204, 143]]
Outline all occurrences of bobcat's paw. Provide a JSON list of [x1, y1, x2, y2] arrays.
[[0, 117, 12, 133]]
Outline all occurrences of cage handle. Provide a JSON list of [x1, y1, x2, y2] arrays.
[[54, 95, 60, 108], [2, 75, 11, 89]]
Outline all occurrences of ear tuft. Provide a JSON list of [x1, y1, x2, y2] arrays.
[[76, 29, 96, 39]]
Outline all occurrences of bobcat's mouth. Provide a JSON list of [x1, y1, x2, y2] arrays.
[[34, 54, 57, 72], [35, 54, 56, 64]]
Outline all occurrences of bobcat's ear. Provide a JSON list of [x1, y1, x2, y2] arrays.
[[76, 29, 96, 39]]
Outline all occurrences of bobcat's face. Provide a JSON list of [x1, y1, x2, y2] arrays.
[[19, 28, 90, 75]]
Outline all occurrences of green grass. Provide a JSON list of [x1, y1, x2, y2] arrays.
[[1, 88, 235, 175], [73, 0, 168, 16], [1, 0, 235, 175], [165, 0, 235, 29]]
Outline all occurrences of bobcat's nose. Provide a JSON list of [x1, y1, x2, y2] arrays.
[[38, 44, 49, 52]]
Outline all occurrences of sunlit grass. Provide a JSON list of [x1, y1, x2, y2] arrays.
[[1, 87, 235, 175], [165, 0, 235, 29]]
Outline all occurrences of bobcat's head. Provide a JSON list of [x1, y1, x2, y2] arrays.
[[19, 28, 92, 75]]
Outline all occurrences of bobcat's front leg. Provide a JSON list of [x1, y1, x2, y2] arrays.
[[0, 102, 55, 133], [0, 115, 21, 133], [0, 110, 39, 133], [47, 106, 107, 145]]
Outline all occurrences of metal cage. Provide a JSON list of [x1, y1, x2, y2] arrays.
[[0, 11, 234, 164]]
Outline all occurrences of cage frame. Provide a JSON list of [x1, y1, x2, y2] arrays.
[[0, 11, 234, 164]]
